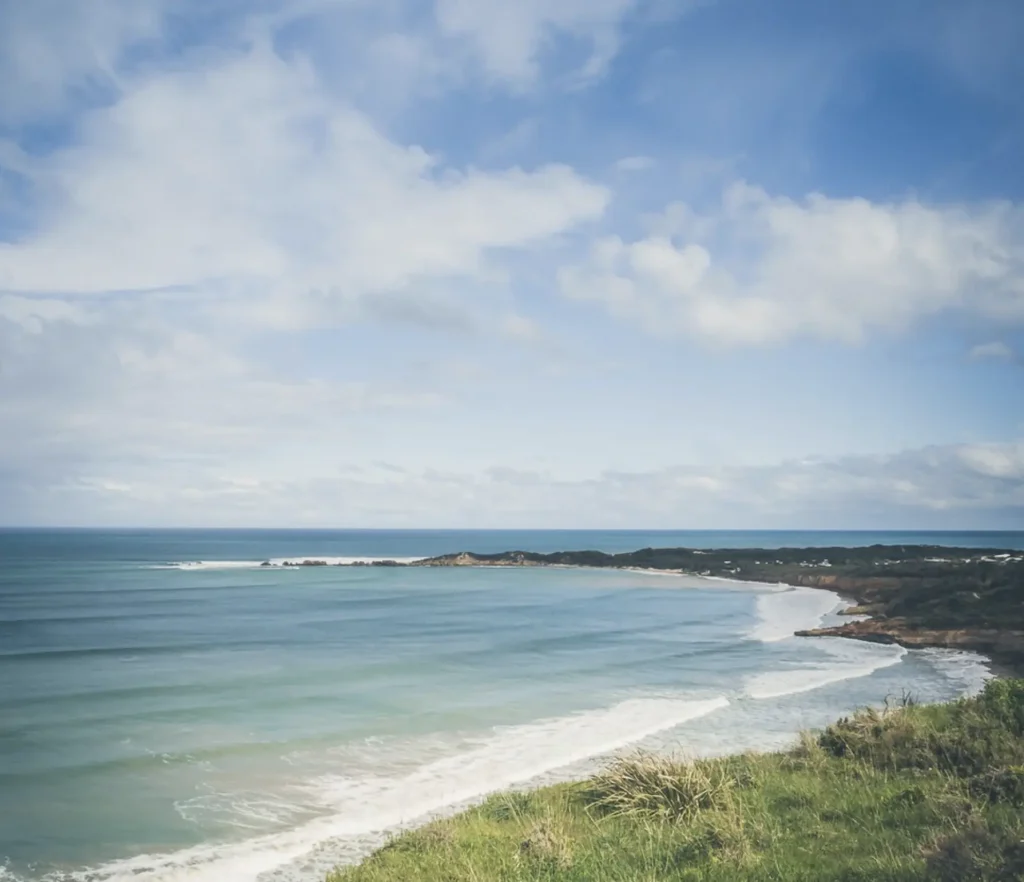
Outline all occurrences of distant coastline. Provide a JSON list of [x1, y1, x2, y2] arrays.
[[261, 544, 1023, 674], [199, 543, 1023, 673], [412, 546, 1024, 674]]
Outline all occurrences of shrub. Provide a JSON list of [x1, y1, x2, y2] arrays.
[[976, 678, 1024, 736], [968, 766, 1024, 807], [818, 705, 940, 769], [819, 680, 1024, 776], [924, 818, 1024, 882]]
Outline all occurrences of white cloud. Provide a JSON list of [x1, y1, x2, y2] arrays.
[[957, 442, 1024, 479], [560, 182, 1024, 344], [0, 300, 449, 510], [0, 35, 613, 529], [435, 0, 642, 87], [969, 341, 1015, 361], [0, 0, 165, 120], [0, 295, 94, 333], [0, 47, 608, 328]]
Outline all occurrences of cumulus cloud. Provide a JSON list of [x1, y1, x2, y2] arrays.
[[560, 182, 1024, 344], [0, 47, 607, 323]]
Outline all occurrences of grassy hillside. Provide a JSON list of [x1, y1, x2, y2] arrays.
[[327, 680, 1024, 882]]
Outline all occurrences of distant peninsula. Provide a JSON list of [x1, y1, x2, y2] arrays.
[[264, 544, 1024, 672], [411, 544, 1019, 667], [412, 545, 1024, 673]]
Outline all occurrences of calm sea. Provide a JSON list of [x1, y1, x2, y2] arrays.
[[1, 529, 1020, 882]]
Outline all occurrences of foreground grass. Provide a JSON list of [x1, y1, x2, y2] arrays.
[[328, 680, 1024, 882]]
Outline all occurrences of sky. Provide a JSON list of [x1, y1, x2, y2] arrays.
[[0, 0, 1022, 529]]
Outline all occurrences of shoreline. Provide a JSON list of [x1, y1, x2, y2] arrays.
[[405, 547, 1024, 676], [327, 678, 1024, 881], [173, 544, 1024, 675]]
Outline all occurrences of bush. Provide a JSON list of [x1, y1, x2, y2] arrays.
[[819, 680, 1024, 777], [818, 705, 941, 769], [968, 766, 1024, 806], [976, 678, 1024, 736], [924, 818, 1024, 882]]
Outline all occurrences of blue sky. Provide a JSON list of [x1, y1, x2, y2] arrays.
[[0, 0, 1022, 528]]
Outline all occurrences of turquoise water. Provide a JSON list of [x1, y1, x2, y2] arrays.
[[1, 530, 1018, 882]]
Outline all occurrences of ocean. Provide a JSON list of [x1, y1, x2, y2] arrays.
[[2, 529, 1021, 882]]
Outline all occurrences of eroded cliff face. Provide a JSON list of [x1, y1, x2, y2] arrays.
[[796, 620, 1024, 671], [776, 573, 901, 599]]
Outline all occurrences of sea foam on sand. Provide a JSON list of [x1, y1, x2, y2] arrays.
[[57, 696, 729, 882]]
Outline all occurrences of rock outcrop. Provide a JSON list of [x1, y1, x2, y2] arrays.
[[796, 620, 1024, 671]]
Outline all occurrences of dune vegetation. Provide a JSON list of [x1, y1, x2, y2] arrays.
[[327, 679, 1024, 882]]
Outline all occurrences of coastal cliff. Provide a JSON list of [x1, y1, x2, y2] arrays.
[[795, 621, 1024, 669]]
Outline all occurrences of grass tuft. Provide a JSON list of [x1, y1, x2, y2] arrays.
[[481, 790, 535, 822], [583, 752, 735, 823], [516, 817, 575, 870]]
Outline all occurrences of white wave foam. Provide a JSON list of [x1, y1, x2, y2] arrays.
[[919, 648, 993, 696], [746, 586, 842, 642], [55, 695, 727, 882], [746, 639, 906, 700], [152, 557, 423, 571], [618, 567, 688, 578], [175, 790, 319, 832]]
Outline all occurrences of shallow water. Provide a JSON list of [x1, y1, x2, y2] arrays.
[[1, 529, 1014, 882]]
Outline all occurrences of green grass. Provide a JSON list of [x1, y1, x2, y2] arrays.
[[326, 680, 1024, 882]]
